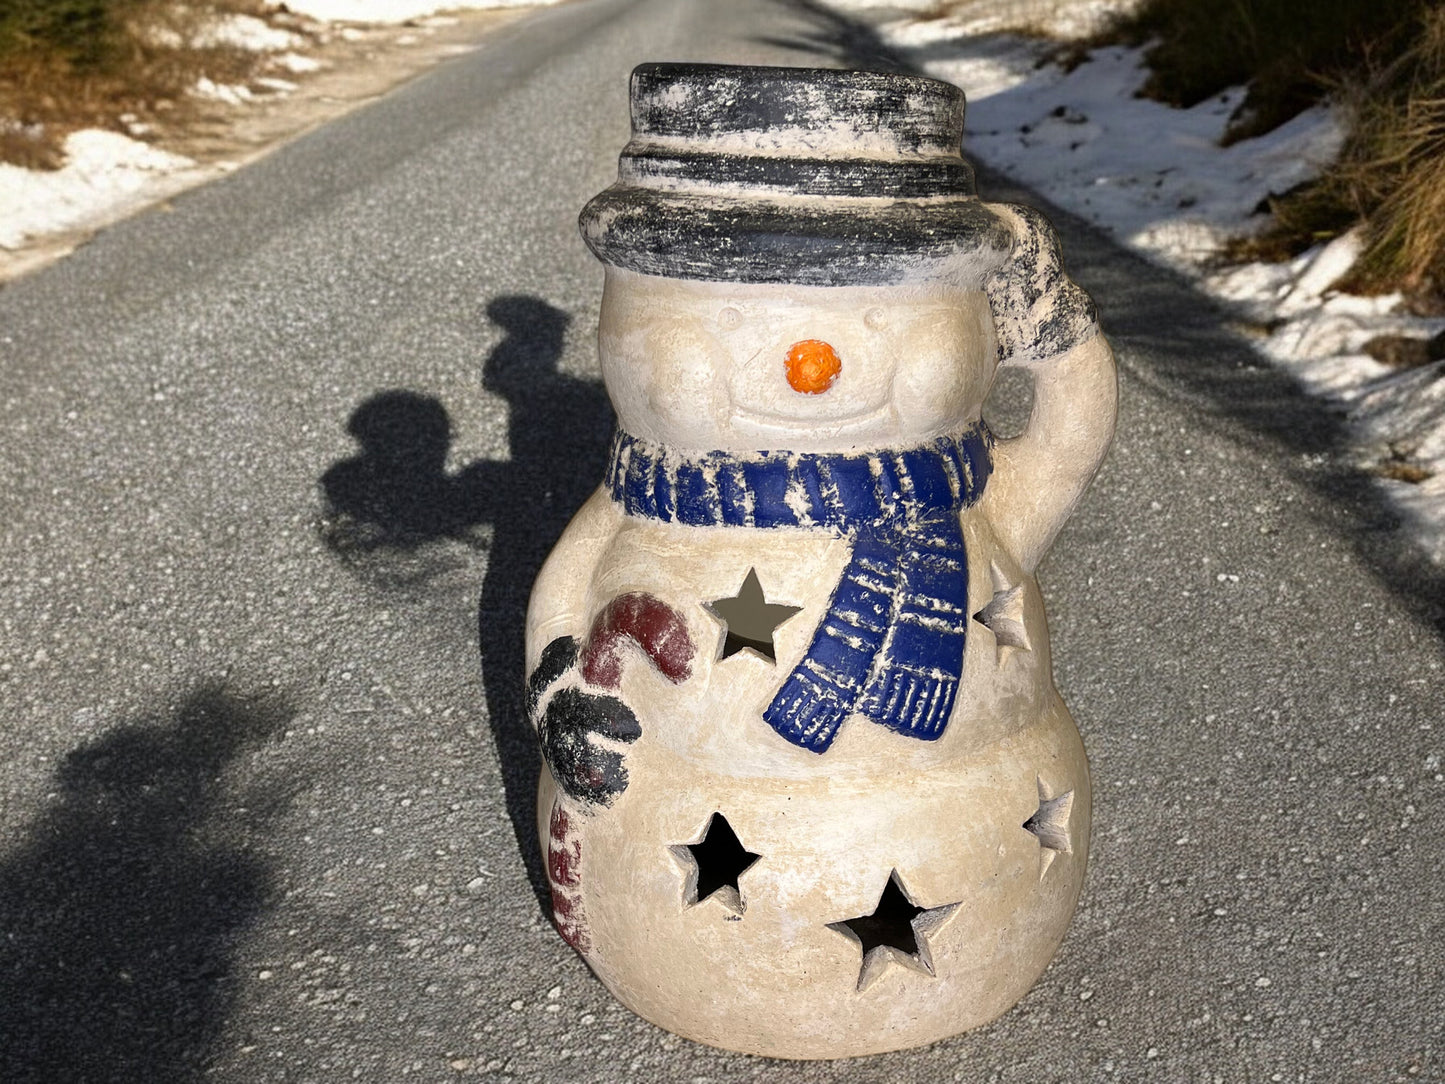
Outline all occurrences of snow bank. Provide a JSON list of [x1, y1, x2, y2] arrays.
[[276, 0, 562, 24], [918, 42, 1346, 267], [193, 13, 308, 50], [0, 131, 206, 251]]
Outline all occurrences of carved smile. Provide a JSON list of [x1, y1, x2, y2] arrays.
[[729, 402, 894, 435]]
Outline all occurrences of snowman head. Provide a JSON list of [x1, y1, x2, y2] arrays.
[[598, 268, 997, 454], [578, 63, 1056, 454]]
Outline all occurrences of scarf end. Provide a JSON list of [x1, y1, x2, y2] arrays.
[[763, 677, 852, 754], [860, 669, 958, 741]]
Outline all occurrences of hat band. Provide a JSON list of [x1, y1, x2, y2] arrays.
[[617, 150, 977, 201]]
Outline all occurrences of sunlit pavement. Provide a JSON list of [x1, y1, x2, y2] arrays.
[[0, 0, 1439, 1079]]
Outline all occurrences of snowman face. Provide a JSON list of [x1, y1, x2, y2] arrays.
[[598, 268, 998, 454]]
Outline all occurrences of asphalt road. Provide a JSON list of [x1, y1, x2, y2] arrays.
[[0, 0, 1441, 1080]]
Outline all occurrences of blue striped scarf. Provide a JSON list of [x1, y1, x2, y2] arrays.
[[605, 426, 992, 753]]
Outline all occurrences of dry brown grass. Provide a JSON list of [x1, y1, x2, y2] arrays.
[[0, 0, 304, 168], [1376, 452, 1433, 483], [1231, 6, 1445, 309], [1334, 11, 1445, 302], [1109, 0, 1445, 308], [1360, 330, 1445, 368], [0, 118, 63, 167], [1104, 0, 1424, 142]]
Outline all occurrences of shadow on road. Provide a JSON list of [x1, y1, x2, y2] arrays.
[[757, 0, 909, 71], [0, 684, 291, 1084], [318, 388, 489, 589], [318, 295, 615, 913], [474, 295, 615, 912], [322, 390, 481, 547]]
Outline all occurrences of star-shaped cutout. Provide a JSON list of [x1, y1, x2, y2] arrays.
[[827, 871, 959, 991], [669, 812, 761, 915], [973, 562, 1030, 659], [706, 569, 802, 663], [1022, 777, 1074, 879]]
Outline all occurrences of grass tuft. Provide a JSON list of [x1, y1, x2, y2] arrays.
[[1333, 13, 1445, 302], [0, 117, 63, 167]]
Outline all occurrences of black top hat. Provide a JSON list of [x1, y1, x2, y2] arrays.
[[579, 63, 1016, 287]]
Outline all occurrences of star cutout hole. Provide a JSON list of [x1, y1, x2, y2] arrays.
[[706, 569, 802, 663], [1022, 777, 1074, 879], [827, 871, 959, 991], [669, 812, 761, 915], [973, 562, 1030, 655]]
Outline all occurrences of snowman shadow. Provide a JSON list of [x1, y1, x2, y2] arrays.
[[318, 296, 615, 912], [320, 390, 484, 575], [471, 295, 616, 912]]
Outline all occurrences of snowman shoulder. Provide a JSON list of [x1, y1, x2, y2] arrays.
[[982, 203, 1100, 367], [526, 487, 625, 671]]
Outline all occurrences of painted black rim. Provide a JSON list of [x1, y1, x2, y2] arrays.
[[580, 63, 1008, 285]]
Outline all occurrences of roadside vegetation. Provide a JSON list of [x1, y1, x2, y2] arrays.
[[0, 0, 306, 168], [1105, 0, 1445, 310]]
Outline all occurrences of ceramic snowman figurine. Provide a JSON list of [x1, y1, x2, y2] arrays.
[[524, 63, 1117, 1059]]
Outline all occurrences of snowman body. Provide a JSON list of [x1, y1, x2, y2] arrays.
[[523, 64, 1117, 1059]]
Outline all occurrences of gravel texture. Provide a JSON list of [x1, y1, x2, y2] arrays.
[[0, 0, 1440, 1080]]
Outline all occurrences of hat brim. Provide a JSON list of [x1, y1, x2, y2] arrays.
[[579, 187, 1014, 287]]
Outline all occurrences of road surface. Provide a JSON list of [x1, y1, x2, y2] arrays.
[[0, 0, 1440, 1079]]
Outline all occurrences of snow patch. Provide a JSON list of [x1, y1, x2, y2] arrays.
[[142, 12, 307, 51], [939, 45, 1347, 269], [272, 51, 325, 73], [193, 76, 258, 105], [193, 13, 307, 51], [277, 0, 562, 24], [0, 131, 202, 251]]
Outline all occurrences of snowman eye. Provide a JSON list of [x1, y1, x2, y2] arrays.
[[718, 307, 743, 330], [864, 308, 886, 331]]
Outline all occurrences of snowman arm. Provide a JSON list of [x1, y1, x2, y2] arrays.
[[525, 486, 623, 678], [980, 332, 1117, 573], [978, 203, 1117, 572]]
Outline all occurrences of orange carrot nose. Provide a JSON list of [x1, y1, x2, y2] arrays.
[[785, 339, 842, 394]]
